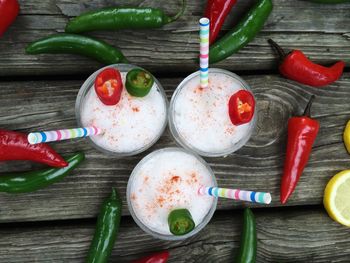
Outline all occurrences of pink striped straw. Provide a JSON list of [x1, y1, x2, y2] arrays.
[[199, 17, 210, 88], [198, 186, 272, 204], [27, 126, 103, 144]]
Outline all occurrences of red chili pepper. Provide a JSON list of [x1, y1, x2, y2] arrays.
[[268, 39, 345, 87], [228, 90, 255, 126], [280, 96, 320, 204], [94, 68, 123, 106], [132, 251, 169, 263], [0, 0, 20, 37], [204, 0, 237, 44], [0, 129, 68, 168]]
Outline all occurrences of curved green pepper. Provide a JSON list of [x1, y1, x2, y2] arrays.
[[126, 68, 154, 97], [235, 208, 257, 263], [209, 0, 273, 64], [0, 152, 85, 193], [25, 33, 128, 65], [65, 0, 186, 33], [309, 0, 350, 3], [86, 188, 122, 263], [168, 208, 195, 236]]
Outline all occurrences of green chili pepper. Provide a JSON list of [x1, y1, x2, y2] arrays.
[[25, 33, 128, 65], [168, 209, 195, 236], [0, 152, 84, 193], [235, 208, 257, 263], [309, 0, 350, 3], [126, 68, 154, 97], [65, 0, 187, 33], [86, 188, 122, 263], [209, 0, 273, 64]]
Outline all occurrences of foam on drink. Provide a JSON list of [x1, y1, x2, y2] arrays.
[[171, 71, 254, 155], [128, 148, 216, 236], [80, 72, 167, 154]]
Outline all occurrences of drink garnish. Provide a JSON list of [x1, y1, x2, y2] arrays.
[[126, 68, 154, 97]]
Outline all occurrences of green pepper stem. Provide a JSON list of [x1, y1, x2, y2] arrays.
[[268, 39, 286, 61], [303, 95, 316, 117], [168, 0, 187, 23]]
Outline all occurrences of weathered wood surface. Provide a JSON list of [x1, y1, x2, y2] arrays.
[[0, 208, 349, 263], [0, 0, 349, 76], [0, 74, 349, 222]]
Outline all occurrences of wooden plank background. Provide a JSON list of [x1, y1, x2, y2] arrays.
[[1, 208, 349, 262], [0, 0, 349, 76], [0, 74, 349, 222], [0, 0, 350, 262]]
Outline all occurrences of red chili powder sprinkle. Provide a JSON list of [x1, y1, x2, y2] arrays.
[[225, 127, 235, 134], [190, 172, 199, 183], [156, 195, 166, 207], [143, 176, 149, 184], [171, 176, 180, 183], [131, 193, 137, 201], [132, 107, 140, 112]]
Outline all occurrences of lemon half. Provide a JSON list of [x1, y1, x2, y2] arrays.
[[324, 170, 350, 227]]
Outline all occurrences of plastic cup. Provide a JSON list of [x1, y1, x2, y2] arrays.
[[127, 147, 218, 241], [169, 68, 256, 157], [75, 64, 168, 157]]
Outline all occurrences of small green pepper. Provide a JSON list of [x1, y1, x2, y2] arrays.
[[86, 188, 122, 263], [126, 68, 154, 97], [25, 33, 128, 65], [168, 208, 195, 236], [235, 208, 257, 263], [209, 0, 273, 64], [65, 0, 187, 33], [0, 152, 84, 193]]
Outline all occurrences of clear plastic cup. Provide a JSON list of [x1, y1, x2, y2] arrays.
[[127, 147, 218, 241], [75, 64, 168, 157], [169, 68, 256, 157]]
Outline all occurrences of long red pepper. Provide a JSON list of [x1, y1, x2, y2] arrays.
[[280, 96, 319, 204], [0, 0, 20, 37], [132, 251, 169, 263], [0, 129, 68, 168], [204, 0, 237, 44], [268, 39, 345, 87]]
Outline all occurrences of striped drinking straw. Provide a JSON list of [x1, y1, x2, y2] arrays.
[[27, 126, 103, 144], [199, 17, 210, 89], [198, 186, 272, 204]]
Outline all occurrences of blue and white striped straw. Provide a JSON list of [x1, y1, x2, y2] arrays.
[[27, 126, 103, 144], [199, 17, 210, 88], [198, 186, 272, 204]]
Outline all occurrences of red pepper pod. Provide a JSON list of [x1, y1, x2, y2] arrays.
[[280, 96, 320, 204], [204, 0, 237, 44], [132, 251, 170, 263], [0, 129, 68, 168], [268, 39, 345, 87], [0, 0, 20, 37]]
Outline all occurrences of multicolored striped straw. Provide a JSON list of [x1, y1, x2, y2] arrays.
[[199, 17, 210, 89], [198, 186, 272, 204], [27, 126, 103, 144]]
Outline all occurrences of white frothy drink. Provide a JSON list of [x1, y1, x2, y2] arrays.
[[127, 148, 216, 237], [169, 69, 255, 156], [79, 67, 167, 154]]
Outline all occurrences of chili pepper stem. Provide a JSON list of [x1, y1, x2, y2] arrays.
[[268, 39, 286, 60], [303, 95, 316, 117], [168, 0, 187, 23]]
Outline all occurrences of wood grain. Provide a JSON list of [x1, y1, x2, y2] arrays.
[[0, 208, 349, 262], [0, 0, 349, 76], [0, 74, 349, 222]]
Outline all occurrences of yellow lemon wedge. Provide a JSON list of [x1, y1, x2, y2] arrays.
[[343, 120, 350, 154], [324, 170, 350, 227]]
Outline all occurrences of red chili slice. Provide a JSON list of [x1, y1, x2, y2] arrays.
[[94, 68, 123, 105], [228, 90, 255, 126]]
